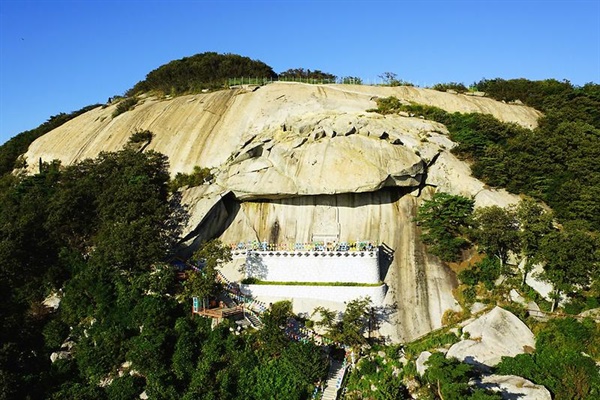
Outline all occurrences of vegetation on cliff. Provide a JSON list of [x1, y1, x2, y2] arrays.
[[127, 52, 277, 96], [374, 80, 600, 233]]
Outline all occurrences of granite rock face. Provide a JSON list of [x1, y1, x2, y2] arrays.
[[20, 83, 541, 342], [447, 307, 535, 368], [471, 374, 552, 400]]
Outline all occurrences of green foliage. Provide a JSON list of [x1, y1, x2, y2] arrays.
[[258, 300, 293, 358], [0, 104, 101, 176], [473, 79, 600, 232], [342, 76, 363, 85], [374, 82, 600, 238], [335, 297, 373, 348], [472, 206, 520, 267], [415, 192, 474, 262], [278, 68, 336, 83], [475, 78, 575, 109], [431, 82, 468, 93], [112, 97, 138, 117], [403, 330, 460, 358], [458, 257, 502, 290], [496, 318, 600, 399], [378, 71, 413, 87], [312, 306, 338, 336], [183, 239, 231, 303], [168, 165, 214, 191], [423, 353, 502, 400], [105, 375, 145, 400], [127, 130, 153, 144], [538, 224, 600, 309], [515, 198, 554, 268], [345, 352, 410, 399], [128, 52, 276, 95], [242, 280, 382, 286]]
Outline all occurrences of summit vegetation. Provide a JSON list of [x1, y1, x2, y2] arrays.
[[127, 52, 277, 96]]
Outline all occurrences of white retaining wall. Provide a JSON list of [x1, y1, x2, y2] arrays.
[[240, 284, 387, 306], [244, 250, 380, 284]]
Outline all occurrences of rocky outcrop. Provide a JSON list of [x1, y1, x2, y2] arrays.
[[447, 307, 535, 368], [416, 351, 432, 376], [471, 375, 552, 400], [22, 83, 540, 177], [20, 83, 541, 342]]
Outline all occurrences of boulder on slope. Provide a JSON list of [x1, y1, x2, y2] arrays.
[[471, 374, 551, 400], [446, 307, 535, 368]]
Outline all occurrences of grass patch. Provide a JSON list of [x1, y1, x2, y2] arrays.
[[403, 328, 461, 358], [112, 97, 138, 117]]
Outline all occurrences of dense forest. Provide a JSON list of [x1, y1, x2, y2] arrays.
[[0, 147, 330, 399], [1, 53, 599, 398]]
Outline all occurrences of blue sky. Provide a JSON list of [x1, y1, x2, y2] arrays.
[[1, 0, 599, 145]]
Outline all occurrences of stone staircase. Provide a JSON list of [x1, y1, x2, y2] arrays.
[[245, 310, 263, 328], [321, 359, 347, 400]]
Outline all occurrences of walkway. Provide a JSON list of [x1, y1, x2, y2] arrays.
[[321, 359, 348, 400]]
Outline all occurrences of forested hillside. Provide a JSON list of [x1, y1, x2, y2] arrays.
[[0, 147, 328, 399]]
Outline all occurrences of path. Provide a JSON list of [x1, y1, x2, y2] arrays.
[[321, 359, 348, 400]]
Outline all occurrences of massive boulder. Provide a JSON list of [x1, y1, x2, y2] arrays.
[[20, 83, 541, 341], [446, 307, 535, 368]]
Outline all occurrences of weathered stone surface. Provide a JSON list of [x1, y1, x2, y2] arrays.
[[22, 83, 540, 178], [50, 351, 70, 363], [446, 307, 535, 368], [20, 82, 542, 343], [579, 307, 600, 322], [416, 351, 432, 376], [426, 151, 520, 209], [509, 289, 527, 305], [471, 374, 552, 400], [219, 133, 425, 199], [178, 184, 231, 246], [470, 302, 488, 315], [42, 292, 61, 310]]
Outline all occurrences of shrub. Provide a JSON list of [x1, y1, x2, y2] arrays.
[[127, 130, 153, 144], [458, 256, 501, 290], [112, 97, 138, 117], [431, 82, 468, 93], [169, 166, 214, 191]]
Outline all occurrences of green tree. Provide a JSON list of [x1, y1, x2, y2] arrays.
[[312, 306, 338, 335], [342, 76, 363, 85], [415, 192, 474, 262], [515, 198, 554, 284], [539, 224, 600, 311], [129, 52, 276, 95], [496, 317, 600, 399], [472, 206, 520, 270], [183, 239, 231, 305], [336, 297, 372, 348], [258, 300, 293, 358], [423, 353, 473, 399]]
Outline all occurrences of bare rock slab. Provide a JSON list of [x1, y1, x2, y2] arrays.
[[472, 374, 551, 400], [446, 306, 535, 368]]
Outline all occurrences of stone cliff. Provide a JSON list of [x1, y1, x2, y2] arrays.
[[21, 83, 541, 341]]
